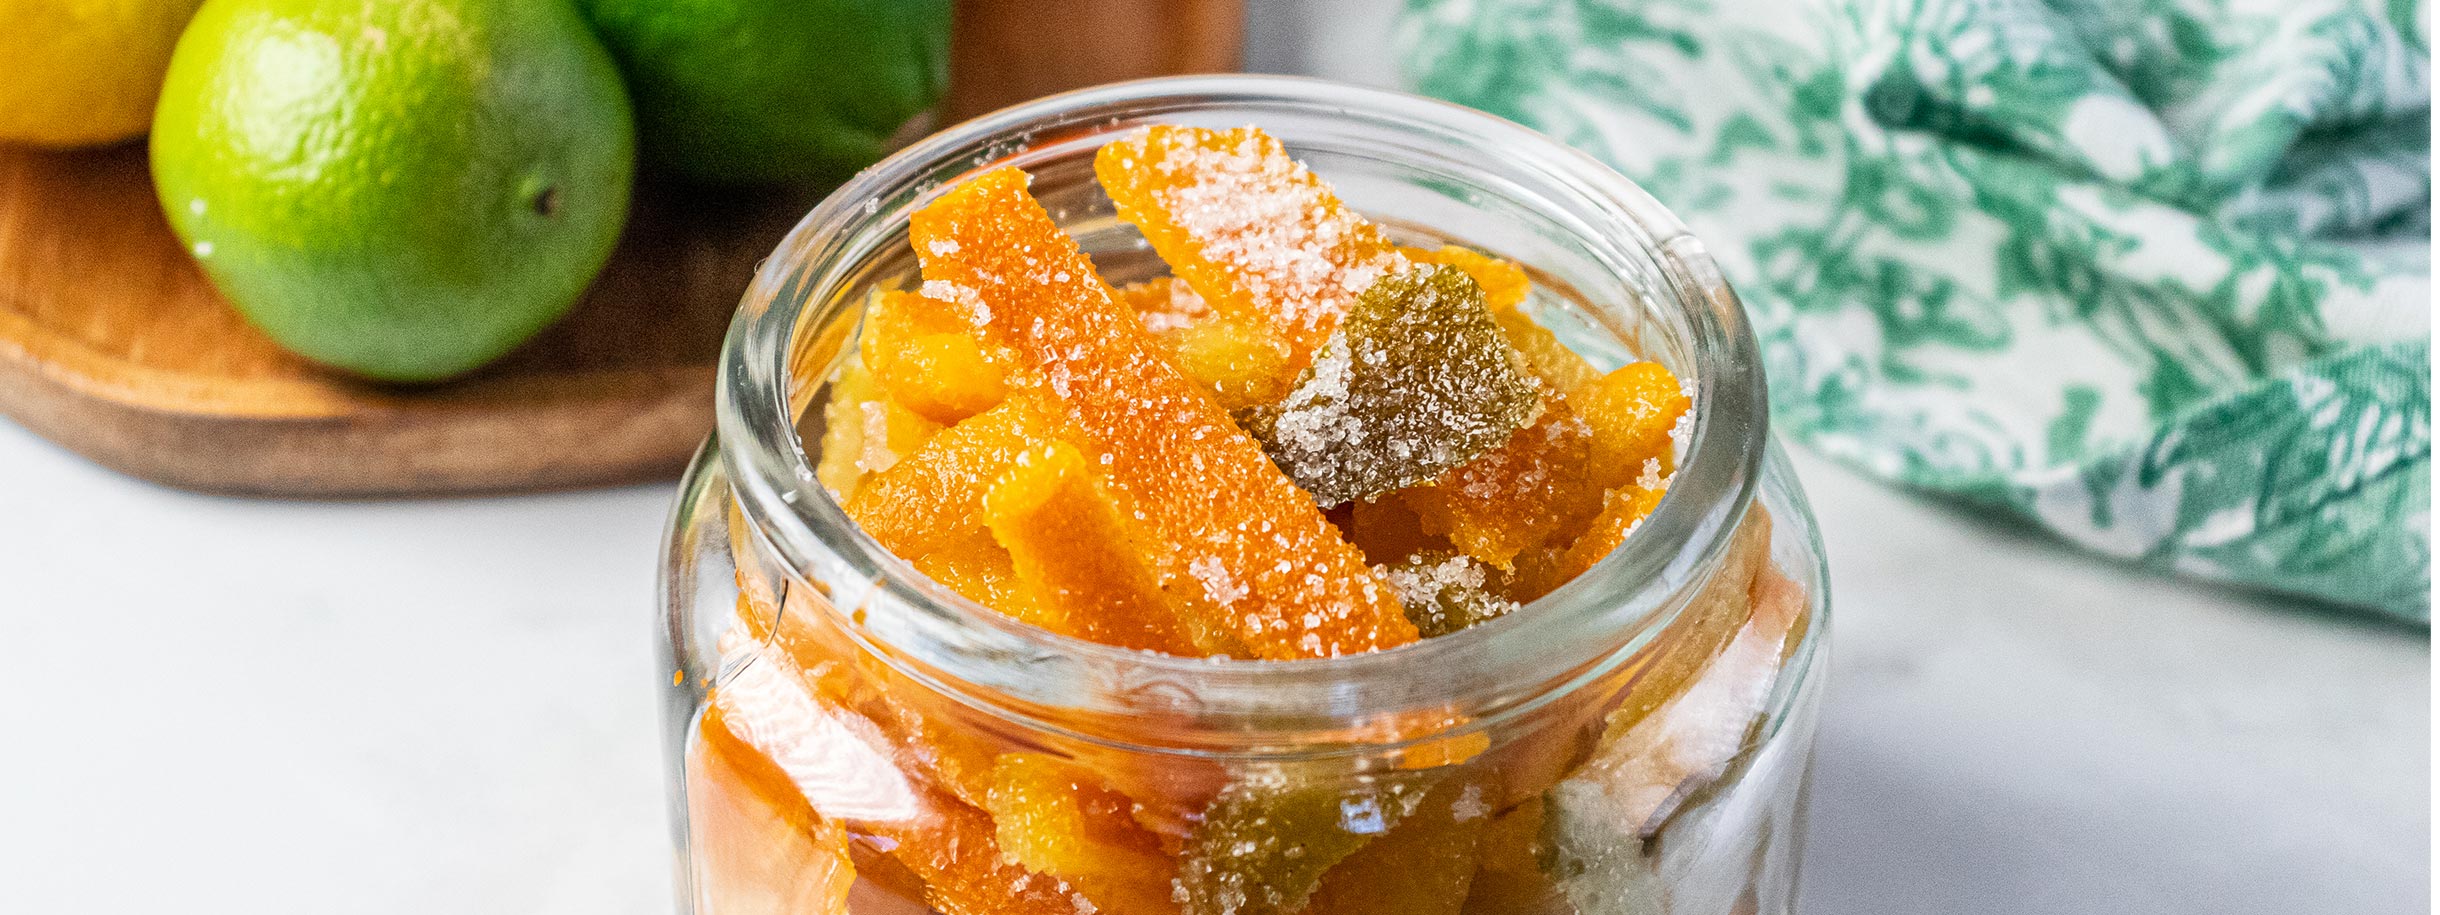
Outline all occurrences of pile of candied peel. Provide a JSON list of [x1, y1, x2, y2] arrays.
[[819, 125, 1691, 661], [690, 126, 1816, 915]]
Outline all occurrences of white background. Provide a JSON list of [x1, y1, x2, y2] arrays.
[[1, 3, 2426, 912]]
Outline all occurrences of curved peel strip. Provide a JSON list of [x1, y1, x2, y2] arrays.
[[908, 166, 1415, 659], [844, 395, 1066, 560], [983, 441, 1216, 655], [1096, 125, 1406, 380]]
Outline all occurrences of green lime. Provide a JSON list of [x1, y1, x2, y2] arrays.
[[151, 0, 635, 382], [579, 0, 949, 185]]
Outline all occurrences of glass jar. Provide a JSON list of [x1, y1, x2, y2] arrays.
[[659, 76, 1830, 915]]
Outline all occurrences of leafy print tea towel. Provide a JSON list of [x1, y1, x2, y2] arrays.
[[1401, 0, 2432, 620]]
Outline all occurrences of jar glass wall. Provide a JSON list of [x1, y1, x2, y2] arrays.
[[658, 76, 1831, 915]]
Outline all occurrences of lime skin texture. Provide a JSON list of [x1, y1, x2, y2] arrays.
[[152, 0, 637, 382]]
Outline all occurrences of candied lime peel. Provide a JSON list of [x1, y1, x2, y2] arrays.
[[1176, 763, 1440, 915], [1376, 551, 1519, 637], [1248, 265, 1542, 505]]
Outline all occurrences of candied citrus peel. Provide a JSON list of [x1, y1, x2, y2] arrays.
[[884, 793, 1105, 915], [861, 288, 1009, 425], [983, 753, 1181, 914], [690, 704, 857, 915], [1096, 125, 1406, 376], [814, 360, 944, 501], [1302, 777, 1488, 915], [1115, 277, 1298, 409], [908, 527, 1037, 624], [1544, 484, 1670, 595], [1376, 551, 1519, 638], [1115, 275, 1210, 329], [908, 165, 1416, 659], [1176, 765, 1441, 915], [1402, 399, 1607, 570], [705, 640, 1093, 915], [1572, 361, 1691, 489], [844, 395, 1068, 561], [982, 441, 1216, 656], [1401, 351, 1691, 575], [1399, 244, 1606, 399], [1492, 306, 1603, 395], [1246, 264, 1542, 505], [1400, 244, 1531, 311]]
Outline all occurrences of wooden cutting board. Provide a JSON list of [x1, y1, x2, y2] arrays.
[[0, 0, 1239, 497], [0, 143, 811, 497]]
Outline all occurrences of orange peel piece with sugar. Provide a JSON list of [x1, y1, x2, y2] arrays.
[[1572, 360, 1691, 489], [861, 289, 1009, 425], [1302, 776, 1487, 915], [1492, 306, 1603, 396], [844, 395, 1066, 561], [1403, 358, 1690, 574], [1402, 397, 1607, 571], [982, 441, 1218, 656], [814, 360, 944, 502], [688, 704, 857, 915], [1096, 125, 1406, 376], [704, 647, 1094, 915], [907, 527, 1040, 624], [1116, 277, 1297, 409], [983, 753, 1182, 914], [909, 166, 1415, 660]]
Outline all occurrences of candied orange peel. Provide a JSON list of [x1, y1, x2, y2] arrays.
[[908, 165, 1417, 660], [982, 441, 1216, 656], [860, 289, 1008, 425], [705, 121, 1803, 915], [1097, 125, 1406, 375], [825, 130, 1706, 658]]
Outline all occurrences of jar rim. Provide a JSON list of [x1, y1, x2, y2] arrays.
[[714, 75, 1770, 753]]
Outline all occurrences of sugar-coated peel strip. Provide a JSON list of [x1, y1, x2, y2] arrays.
[[1401, 244, 1531, 312], [1572, 361, 1692, 489], [814, 361, 943, 502], [1176, 763, 1441, 915], [1114, 278, 1297, 409], [982, 441, 1212, 656], [1113, 276, 1210, 331], [907, 527, 1039, 627], [1096, 125, 1406, 377], [1402, 397, 1607, 571], [705, 642, 1096, 915], [1301, 776, 1487, 915], [1492, 307, 1604, 396], [983, 753, 1181, 914], [1549, 484, 1669, 593], [1400, 355, 1689, 575], [843, 395, 1065, 561], [909, 166, 1416, 659], [861, 289, 1009, 425], [1246, 264, 1542, 505]]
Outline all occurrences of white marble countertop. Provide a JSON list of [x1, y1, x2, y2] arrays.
[[2, 6, 2426, 911]]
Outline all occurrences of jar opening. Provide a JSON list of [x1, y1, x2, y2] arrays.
[[715, 76, 1768, 754]]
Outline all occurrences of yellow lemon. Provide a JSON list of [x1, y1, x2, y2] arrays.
[[0, 0, 207, 146]]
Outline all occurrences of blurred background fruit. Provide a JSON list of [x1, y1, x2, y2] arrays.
[[0, 0, 208, 147], [150, 0, 636, 382], [578, 0, 951, 185]]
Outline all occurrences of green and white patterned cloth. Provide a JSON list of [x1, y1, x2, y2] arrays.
[[1401, 0, 2432, 621]]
